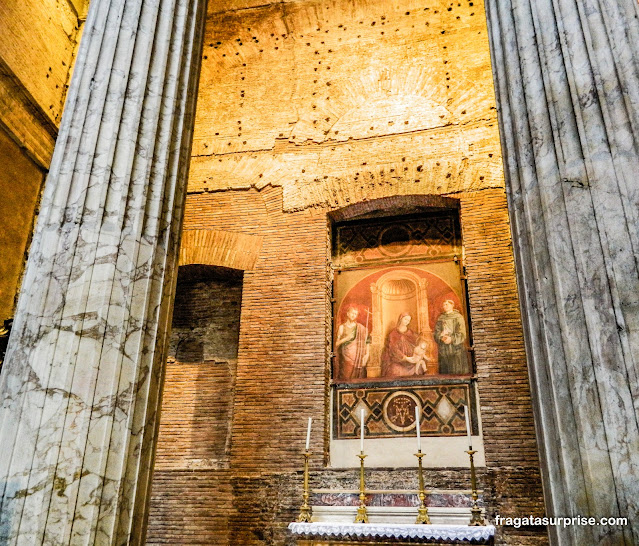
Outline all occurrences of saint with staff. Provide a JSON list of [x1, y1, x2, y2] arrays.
[[335, 306, 371, 380]]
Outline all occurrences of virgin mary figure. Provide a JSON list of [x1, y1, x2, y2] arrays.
[[381, 312, 419, 378]]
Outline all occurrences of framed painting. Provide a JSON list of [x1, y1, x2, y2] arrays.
[[333, 260, 472, 382]]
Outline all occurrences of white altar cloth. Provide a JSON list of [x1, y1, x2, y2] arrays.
[[288, 522, 495, 542]]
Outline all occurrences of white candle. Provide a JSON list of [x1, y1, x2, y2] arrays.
[[415, 405, 421, 451], [360, 408, 365, 452], [305, 417, 312, 451], [464, 405, 473, 450]]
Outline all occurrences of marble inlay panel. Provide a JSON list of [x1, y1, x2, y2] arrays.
[[335, 383, 475, 439], [312, 492, 474, 509]]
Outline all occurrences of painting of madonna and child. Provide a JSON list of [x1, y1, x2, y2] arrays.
[[333, 262, 471, 382]]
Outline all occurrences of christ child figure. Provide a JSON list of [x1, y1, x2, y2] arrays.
[[405, 336, 429, 375]]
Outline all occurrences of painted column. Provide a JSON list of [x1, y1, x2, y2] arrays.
[[0, 0, 206, 543], [485, 0, 639, 544]]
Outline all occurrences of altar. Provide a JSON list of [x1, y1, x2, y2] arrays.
[[289, 522, 495, 544], [291, 396, 493, 544]]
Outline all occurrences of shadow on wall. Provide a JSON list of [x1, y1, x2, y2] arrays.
[[169, 263, 243, 462], [146, 264, 243, 544]]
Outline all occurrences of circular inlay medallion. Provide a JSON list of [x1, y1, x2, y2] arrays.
[[383, 391, 421, 432], [379, 225, 411, 257]]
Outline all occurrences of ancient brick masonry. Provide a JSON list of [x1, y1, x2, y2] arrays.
[[148, 187, 547, 545], [148, 270, 242, 545], [146, 0, 548, 543]]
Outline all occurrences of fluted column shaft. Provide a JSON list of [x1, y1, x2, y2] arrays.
[[0, 0, 206, 543], [485, 0, 639, 544]]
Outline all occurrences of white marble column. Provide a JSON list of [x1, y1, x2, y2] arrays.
[[0, 0, 206, 543], [485, 0, 639, 544]]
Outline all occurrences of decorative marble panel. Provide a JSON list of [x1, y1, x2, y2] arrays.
[[311, 492, 473, 508], [334, 382, 477, 440], [334, 213, 460, 269]]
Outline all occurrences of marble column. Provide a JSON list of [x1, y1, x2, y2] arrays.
[[0, 0, 206, 543], [485, 0, 639, 544]]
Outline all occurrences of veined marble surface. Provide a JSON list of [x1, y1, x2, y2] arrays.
[[0, 0, 206, 544], [309, 505, 479, 526], [485, 0, 639, 544]]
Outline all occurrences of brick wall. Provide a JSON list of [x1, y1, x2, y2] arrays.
[[148, 269, 242, 544], [147, 186, 547, 545], [460, 191, 540, 468], [147, 0, 547, 542]]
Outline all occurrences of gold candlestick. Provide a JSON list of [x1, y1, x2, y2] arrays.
[[354, 452, 369, 523], [296, 450, 312, 523], [466, 449, 485, 525], [414, 450, 431, 524]]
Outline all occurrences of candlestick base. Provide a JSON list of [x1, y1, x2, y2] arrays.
[[354, 502, 369, 524], [469, 505, 484, 526], [297, 450, 313, 523], [296, 506, 312, 523], [415, 505, 431, 525]]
